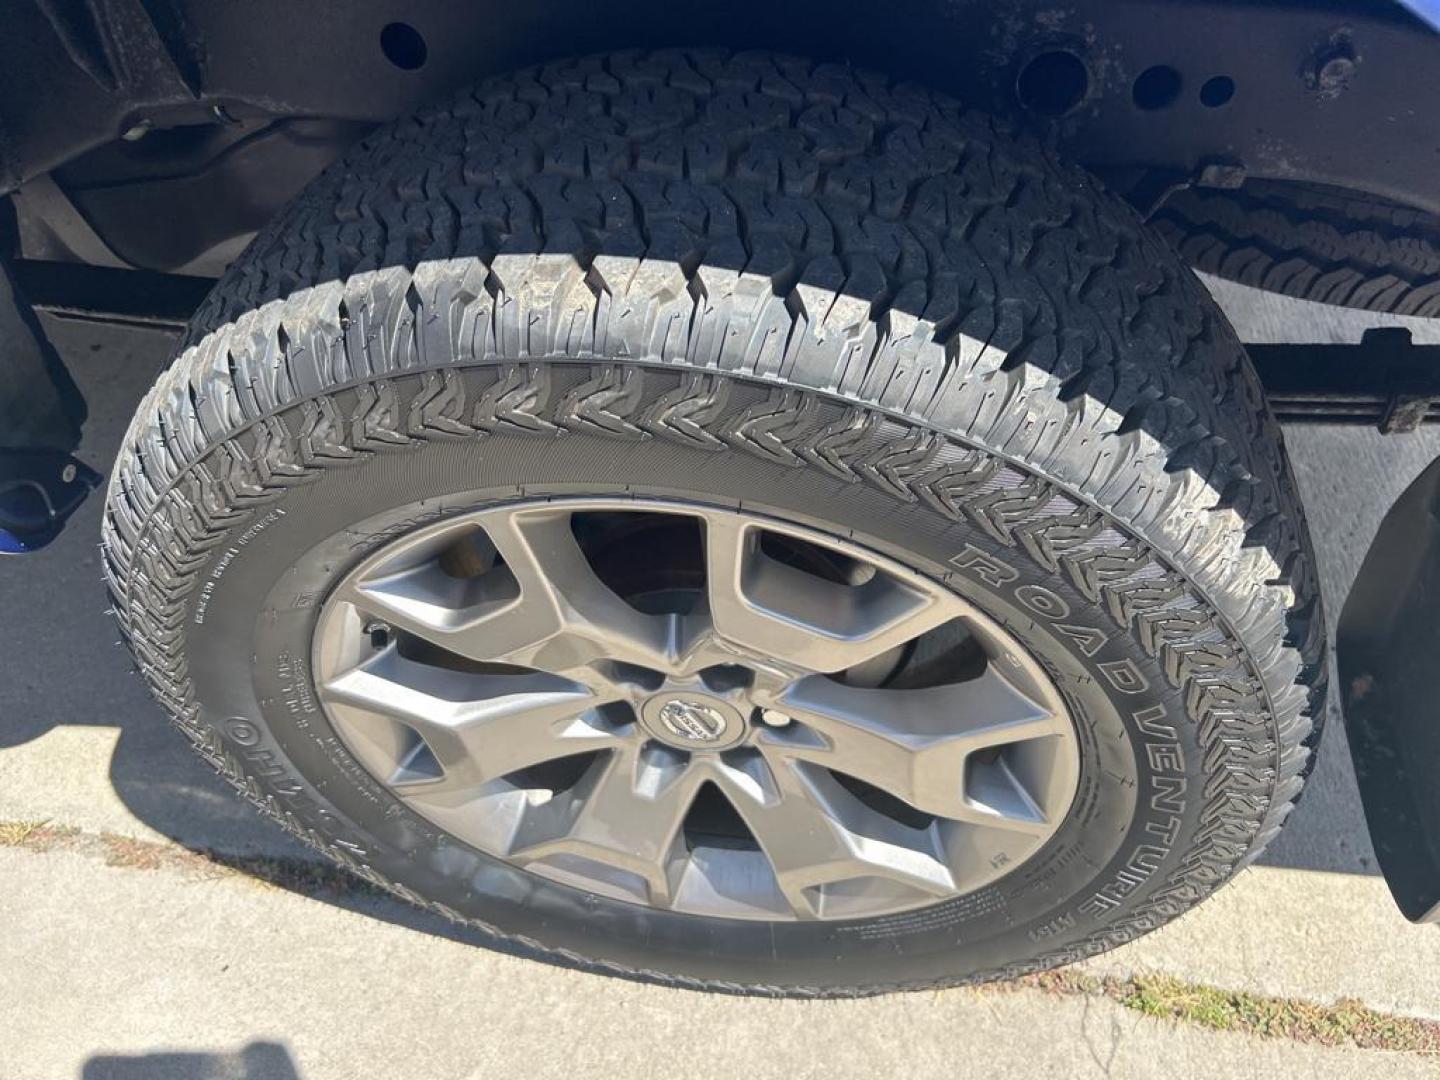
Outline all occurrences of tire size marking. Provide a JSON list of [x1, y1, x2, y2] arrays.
[[838, 886, 1006, 940], [194, 508, 287, 625], [276, 649, 319, 725]]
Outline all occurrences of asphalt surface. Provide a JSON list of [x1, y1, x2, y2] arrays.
[[3, 284, 1440, 1078]]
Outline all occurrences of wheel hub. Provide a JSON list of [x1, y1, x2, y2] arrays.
[[641, 693, 748, 751], [313, 499, 1080, 922]]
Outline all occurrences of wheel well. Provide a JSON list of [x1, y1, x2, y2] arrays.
[[3, 0, 1439, 276]]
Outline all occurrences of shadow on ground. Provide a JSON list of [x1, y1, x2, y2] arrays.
[[0, 318, 551, 951], [83, 1041, 300, 1080]]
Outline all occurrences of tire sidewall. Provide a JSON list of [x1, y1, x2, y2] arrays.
[[184, 369, 1206, 991]]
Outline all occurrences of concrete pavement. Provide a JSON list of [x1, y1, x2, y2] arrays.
[[3, 846, 1435, 1080]]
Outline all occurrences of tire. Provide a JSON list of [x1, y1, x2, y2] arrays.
[[101, 50, 1326, 996], [1155, 179, 1440, 316]]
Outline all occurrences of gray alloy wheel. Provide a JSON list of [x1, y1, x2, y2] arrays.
[[313, 499, 1080, 921]]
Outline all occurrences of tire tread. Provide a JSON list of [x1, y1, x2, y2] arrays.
[[101, 50, 1326, 997]]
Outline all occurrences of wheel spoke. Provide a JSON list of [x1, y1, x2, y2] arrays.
[[960, 751, 1053, 836], [320, 646, 623, 791], [710, 754, 956, 918], [339, 508, 728, 678], [703, 513, 961, 675], [483, 509, 686, 672], [505, 743, 703, 907], [767, 666, 1066, 823]]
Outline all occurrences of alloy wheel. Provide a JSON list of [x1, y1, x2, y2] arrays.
[[313, 500, 1080, 921]]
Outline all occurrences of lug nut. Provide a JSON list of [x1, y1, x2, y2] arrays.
[[1310, 36, 1358, 97], [1317, 51, 1356, 93], [759, 709, 792, 727]]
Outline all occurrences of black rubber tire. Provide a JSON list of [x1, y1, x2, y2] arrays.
[[101, 50, 1326, 996], [1155, 180, 1440, 317]]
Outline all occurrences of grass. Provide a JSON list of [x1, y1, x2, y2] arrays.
[[0, 819, 79, 849], [3, 816, 1438, 1055], [0, 817, 381, 897], [1012, 970, 1440, 1055]]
